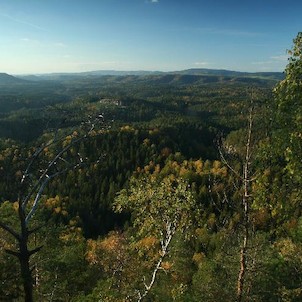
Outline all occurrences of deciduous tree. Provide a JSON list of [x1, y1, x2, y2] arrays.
[[114, 174, 199, 301]]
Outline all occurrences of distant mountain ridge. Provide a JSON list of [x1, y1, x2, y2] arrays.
[[0, 73, 29, 84], [15, 68, 284, 79], [175, 68, 284, 80], [77, 68, 284, 81], [0, 68, 284, 85]]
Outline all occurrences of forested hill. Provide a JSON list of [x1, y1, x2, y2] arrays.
[[0, 32, 301, 302], [16, 68, 284, 83], [0, 73, 29, 85], [174, 68, 284, 80], [0, 68, 276, 142]]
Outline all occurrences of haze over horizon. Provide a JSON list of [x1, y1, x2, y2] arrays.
[[1, 0, 301, 75]]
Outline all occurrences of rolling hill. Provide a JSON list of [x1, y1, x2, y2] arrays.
[[0, 73, 29, 85]]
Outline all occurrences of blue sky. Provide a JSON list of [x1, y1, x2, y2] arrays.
[[0, 0, 301, 74]]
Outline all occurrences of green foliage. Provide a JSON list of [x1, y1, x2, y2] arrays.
[[273, 32, 302, 184], [1, 44, 302, 301], [0, 226, 22, 300], [114, 175, 198, 238], [253, 33, 302, 233]]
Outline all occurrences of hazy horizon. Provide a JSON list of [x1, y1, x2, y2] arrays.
[[3, 67, 285, 77], [1, 0, 301, 74]]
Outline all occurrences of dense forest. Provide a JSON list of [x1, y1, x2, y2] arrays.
[[0, 33, 301, 302]]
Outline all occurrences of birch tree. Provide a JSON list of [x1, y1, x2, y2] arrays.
[[114, 174, 199, 301]]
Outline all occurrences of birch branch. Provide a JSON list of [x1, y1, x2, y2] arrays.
[[137, 222, 175, 302]]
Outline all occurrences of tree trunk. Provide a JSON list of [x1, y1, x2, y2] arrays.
[[237, 204, 248, 302], [19, 203, 34, 302], [236, 105, 253, 302], [19, 245, 33, 302], [137, 222, 175, 302]]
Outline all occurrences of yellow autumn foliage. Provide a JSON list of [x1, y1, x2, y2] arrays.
[[161, 261, 172, 270], [194, 159, 203, 173], [120, 125, 134, 132], [59, 225, 83, 243], [86, 232, 128, 267], [13, 201, 19, 212], [192, 252, 205, 265], [136, 236, 157, 249], [54, 207, 61, 214]]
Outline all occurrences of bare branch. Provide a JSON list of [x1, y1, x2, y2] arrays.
[[25, 161, 84, 225], [22, 133, 85, 212], [25, 176, 52, 225], [218, 142, 242, 180], [28, 224, 46, 235], [0, 221, 20, 241], [21, 136, 66, 185], [29, 245, 44, 257], [5, 248, 20, 258]]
